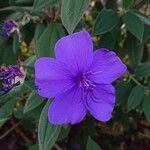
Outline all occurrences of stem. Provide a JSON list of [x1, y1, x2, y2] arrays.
[[54, 144, 63, 150], [10, 119, 31, 144], [0, 122, 20, 140], [128, 72, 145, 88]]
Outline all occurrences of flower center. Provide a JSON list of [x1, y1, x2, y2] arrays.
[[75, 72, 95, 95]]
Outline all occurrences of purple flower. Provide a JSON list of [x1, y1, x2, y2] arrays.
[[35, 31, 127, 125], [0, 64, 24, 95], [0, 20, 19, 38]]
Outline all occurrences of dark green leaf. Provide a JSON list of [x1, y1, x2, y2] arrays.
[[34, 23, 46, 41], [61, 0, 90, 33], [33, 0, 59, 10], [13, 32, 20, 54], [116, 81, 131, 105], [123, 0, 134, 9], [125, 33, 143, 68], [38, 101, 61, 150], [35, 23, 65, 57], [134, 12, 150, 26], [0, 99, 17, 127], [57, 125, 70, 141], [143, 95, 150, 124], [143, 24, 150, 42], [93, 9, 119, 35], [28, 144, 39, 150], [24, 90, 44, 113], [135, 62, 150, 77], [123, 11, 144, 41], [87, 136, 101, 150], [127, 85, 144, 111]]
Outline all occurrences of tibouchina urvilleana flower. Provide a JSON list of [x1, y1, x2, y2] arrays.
[[0, 20, 21, 41], [0, 63, 25, 96], [35, 31, 127, 125]]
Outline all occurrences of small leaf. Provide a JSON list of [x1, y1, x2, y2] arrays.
[[87, 136, 101, 150], [0, 118, 9, 128], [28, 144, 39, 150], [57, 125, 70, 141], [38, 101, 61, 150], [143, 95, 150, 124], [116, 81, 131, 105], [34, 23, 46, 42], [135, 62, 150, 77], [61, 0, 90, 33], [123, 0, 134, 9], [35, 23, 65, 57], [0, 99, 17, 127], [125, 32, 143, 68], [33, 0, 59, 10], [93, 9, 119, 35], [143, 24, 150, 41], [24, 90, 44, 114], [134, 12, 150, 26], [13, 32, 20, 54], [123, 11, 144, 41], [127, 85, 144, 111]]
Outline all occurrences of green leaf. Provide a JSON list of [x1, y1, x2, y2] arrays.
[[13, 32, 20, 54], [38, 101, 61, 150], [123, 0, 134, 9], [0, 118, 9, 128], [116, 81, 131, 105], [0, 99, 17, 127], [24, 90, 44, 114], [135, 62, 150, 77], [35, 23, 65, 57], [93, 9, 119, 35], [127, 85, 144, 111], [28, 144, 39, 150], [61, 0, 90, 33], [33, 0, 59, 10], [34, 23, 46, 41], [123, 11, 144, 41], [125, 33, 143, 68], [87, 136, 101, 150], [57, 125, 70, 141], [143, 24, 150, 42], [143, 95, 150, 124], [134, 11, 150, 26]]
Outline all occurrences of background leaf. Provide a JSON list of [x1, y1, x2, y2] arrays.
[[135, 62, 150, 77], [93, 9, 119, 35], [127, 85, 144, 111], [86, 136, 101, 150], [143, 95, 150, 124], [0, 99, 17, 127], [61, 0, 90, 33], [24, 90, 44, 113], [33, 0, 59, 10], [123, 11, 144, 41], [38, 101, 61, 150], [35, 23, 65, 57]]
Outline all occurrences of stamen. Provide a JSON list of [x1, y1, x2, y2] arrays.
[[76, 72, 96, 100]]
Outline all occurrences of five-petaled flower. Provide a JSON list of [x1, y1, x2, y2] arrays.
[[35, 31, 127, 125]]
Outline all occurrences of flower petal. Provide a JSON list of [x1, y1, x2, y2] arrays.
[[55, 31, 93, 74], [89, 48, 127, 84], [35, 57, 73, 98], [48, 86, 87, 125], [85, 84, 115, 122]]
